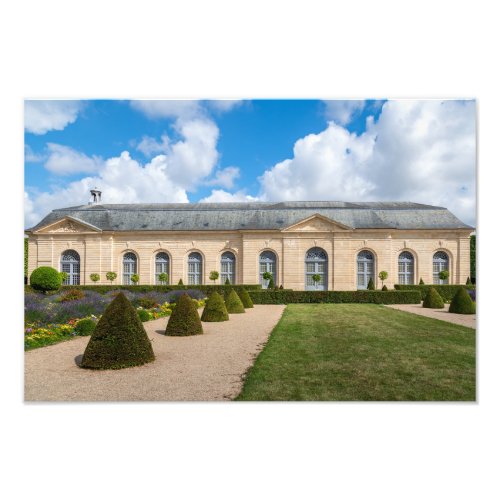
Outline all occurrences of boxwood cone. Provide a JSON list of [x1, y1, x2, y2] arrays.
[[80, 292, 155, 369], [165, 293, 203, 336], [422, 287, 445, 309], [201, 291, 229, 322], [449, 287, 476, 314], [237, 288, 254, 308], [225, 289, 245, 313], [367, 277, 375, 290]]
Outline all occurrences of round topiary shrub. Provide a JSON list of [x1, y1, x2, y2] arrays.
[[165, 293, 203, 336], [381, 285, 388, 291], [80, 292, 155, 370], [30, 266, 62, 293], [237, 288, 254, 308], [137, 309, 152, 322], [449, 287, 476, 314], [201, 291, 229, 322], [422, 287, 445, 309], [225, 289, 245, 313], [74, 318, 96, 336]]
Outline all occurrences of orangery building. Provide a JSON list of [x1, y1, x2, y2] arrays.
[[26, 192, 474, 291]]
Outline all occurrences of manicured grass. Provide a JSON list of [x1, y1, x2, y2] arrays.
[[236, 304, 475, 401]]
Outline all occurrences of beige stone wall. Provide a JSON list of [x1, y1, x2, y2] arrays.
[[27, 226, 473, 290]]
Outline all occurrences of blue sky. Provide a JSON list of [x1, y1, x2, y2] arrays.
[[24, 99, 475, 227]]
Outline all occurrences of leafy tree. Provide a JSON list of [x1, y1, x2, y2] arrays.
[[90, 273, 100, 283], [438, 270, 450, 282], [131, 273, 140, 285], [158, 272, 169, 285], [378, 271, 388, 287], [106, 271, 117, 283], [209, 270, 219, 284], [312, 274, 321, 289]]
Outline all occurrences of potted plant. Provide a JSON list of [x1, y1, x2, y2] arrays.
[[378, 270, 388, 289], [262, 271, 272, 289], [311, 273, 321, 289]]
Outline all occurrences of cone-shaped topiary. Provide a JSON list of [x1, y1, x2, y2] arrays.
[[268, 276, 275, 289], [381, 285, 388, 291], [419, 278, 425, 285], [367, 277, 375, 290], [201, 291, 229, 322], [449, 287, 476, 314], [422, 287, 445, 309], [178, 278, 184, 285], [165, 293, 203, 336], [80, 292, 155, 370], [466, 276, 472, 285], [237, 288, 254, 308], [225, 289, 245, 313]]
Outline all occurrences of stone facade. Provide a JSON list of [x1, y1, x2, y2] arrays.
[[26, 208, 473, 290]]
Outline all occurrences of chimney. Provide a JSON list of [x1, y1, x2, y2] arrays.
[[89, 187, 102, 204]]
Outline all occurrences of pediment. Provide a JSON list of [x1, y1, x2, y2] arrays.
[[282, 214, 352, 232], [34, 216, 102, 234]]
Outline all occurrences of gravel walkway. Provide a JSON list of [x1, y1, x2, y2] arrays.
[[386, 303, 476, 329], [25, 305, 286, 402]]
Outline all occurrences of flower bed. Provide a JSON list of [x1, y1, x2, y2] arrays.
[[24, 289, 206, 350]]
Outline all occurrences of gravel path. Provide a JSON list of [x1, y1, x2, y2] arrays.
[[386, 303, 476, 329], [25, 305, 286, 402]]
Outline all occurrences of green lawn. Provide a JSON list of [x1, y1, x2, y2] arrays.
[[236, 304, 476, 401]]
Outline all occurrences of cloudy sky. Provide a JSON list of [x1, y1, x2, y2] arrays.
[[24, 99, 476, 228]]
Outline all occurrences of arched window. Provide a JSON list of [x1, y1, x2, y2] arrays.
[[123, 252, 137, 285], [155, 252, 170, 284], [398, 251, 415, 285], [305, 247, 328, 290], [357, 250, 375, 289], [433, 251, 449, 284], [60, 250, 80, 285], [220, 252, 236, 284], [259, 251, 277, 288], [188, 252, 203, 285]]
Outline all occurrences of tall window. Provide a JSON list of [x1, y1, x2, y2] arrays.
[[398, 251, 415, 285], [155, 252, 170, 284], [61, 250, 80, 285], [123, 252, 137, 285], [433, 251, 449, 284], [357, 250, 375, 289], [305, 247, 328, 290], [259, 251, 277, 288], [220, 252, 236, 284], [188, 252, 202, 285]]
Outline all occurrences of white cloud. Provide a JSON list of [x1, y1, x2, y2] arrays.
[[206, 100, 243, 112], [200, 189, 259, 203], [24, 145, 45, 163], [25, 100, 83, 135], [44, 143, 104, 175], [323, 100, 365, 125], [130, 100, 202, 120], [136, 134, 170, 157], [206, 166, 240, 189], [260, 100, 476, 225]]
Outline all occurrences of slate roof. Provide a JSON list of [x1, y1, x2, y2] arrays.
[[27, 201, 473, 232]]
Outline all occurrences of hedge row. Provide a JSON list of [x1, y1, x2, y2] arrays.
[[248, 290, 421, 304], [394, 284, 475, 301], [25, 283, 262, 295]]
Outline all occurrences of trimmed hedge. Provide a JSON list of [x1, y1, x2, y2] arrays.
[[80, 292, 155, 370], [422, 287, 444, 309], [225, 289, 246, 313], [165, 293, 203, 336], [248, 290, 421, 304], [394, 284, 475, 302], [449, 287, 476, 314], [201, 291, 229, 322], [24, 283, 262, 295]]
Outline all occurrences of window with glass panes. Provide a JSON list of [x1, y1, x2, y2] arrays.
[[188, 252, 202, 285], [398, 251, 414, 284], [259, 251, 276, 287], [305, 247, 328, 290], [433, 251, 449, 284], [61, 250, 80, 285], [220, 252, 235, 284], [123, 252, 137, 285], [357, 250, 374, 289], [155, 252, 169, 284]]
